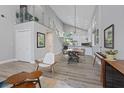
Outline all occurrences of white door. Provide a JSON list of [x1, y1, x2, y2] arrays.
[[16, 30, 33, 62]]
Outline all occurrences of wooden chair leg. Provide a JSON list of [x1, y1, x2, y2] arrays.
[[37, 78, 41, 88]]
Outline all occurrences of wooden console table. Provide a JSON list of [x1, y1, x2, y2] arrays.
[[93, 52, 124, 88]]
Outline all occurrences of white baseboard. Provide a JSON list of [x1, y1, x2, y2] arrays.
[[13, 59, 35, 63], [0, 59, 19, 64]]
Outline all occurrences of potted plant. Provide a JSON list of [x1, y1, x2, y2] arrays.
[[105, 50, 118, 60], [34, 17, 39, 22]]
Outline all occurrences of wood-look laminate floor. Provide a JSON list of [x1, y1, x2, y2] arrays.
[[0, 54, 102, 88]]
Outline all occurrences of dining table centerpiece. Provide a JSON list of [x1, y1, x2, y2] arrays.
[[105, 50, 118, 60]]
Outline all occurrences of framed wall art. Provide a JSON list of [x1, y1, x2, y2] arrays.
[[37, 32, 45, 48], [104, 24, 114, 49]]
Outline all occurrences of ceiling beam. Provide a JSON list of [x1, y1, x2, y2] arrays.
[[64, 23, 88, 31]]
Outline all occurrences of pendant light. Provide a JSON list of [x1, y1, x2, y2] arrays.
[[74, 5, 77, 33]]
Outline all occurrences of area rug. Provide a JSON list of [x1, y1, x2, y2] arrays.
[[39, 77, 72, 88], [0, 76, 72, 88]]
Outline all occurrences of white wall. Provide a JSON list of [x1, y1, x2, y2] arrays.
[[27, 5, 64, 32], [100, 5, 124, 60], [45, 6, 64, 32], [0, 5, 17, 62], [34, 22, 49, 59], [52, 31, 63, 55], [15, 5, 64, 62], [89, 6, 101, 54], [33, 5, 64, 58], [34, 22, 63, 60], [90, 5, 124, 60], [63, 24, 88, 46], [15, 22, 49, 62], [32, 5, 64, 56], [15, 22, 34, 62]]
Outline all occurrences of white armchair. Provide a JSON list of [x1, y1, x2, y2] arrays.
[[35, 52, 56, 72]]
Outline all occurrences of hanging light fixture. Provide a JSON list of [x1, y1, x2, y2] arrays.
[[74, 5, 77, 33], [70, 5, 77, 38]]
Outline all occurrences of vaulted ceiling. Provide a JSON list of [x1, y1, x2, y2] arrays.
[[50, 5, 96, 30]]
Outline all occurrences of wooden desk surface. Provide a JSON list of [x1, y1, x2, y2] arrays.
[[94, 52, 124, 87], [95, 52, 124, 75], [105, 60, 124, 75]]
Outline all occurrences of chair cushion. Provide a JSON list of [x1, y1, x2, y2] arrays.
[[43, 52, 54, 65], [39, 63, 50, 67]]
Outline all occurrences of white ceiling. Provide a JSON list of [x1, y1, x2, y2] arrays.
[[50, 5, 96, 30]]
